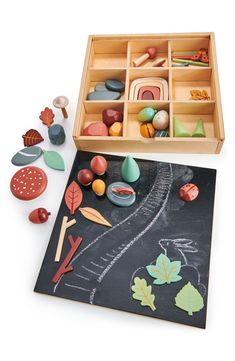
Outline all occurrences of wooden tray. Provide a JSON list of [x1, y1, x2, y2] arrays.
[[73, 33, 225, 154]]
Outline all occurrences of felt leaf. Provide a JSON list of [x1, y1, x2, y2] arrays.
[[39, 107, 55, 128], [22, 129, 44, 147], [43, 150, 65, 171], [175, 282, 204, 316], [65, 181, 83, 215], [11, 146, 42, 166], [79, 207, 112, 228], [146, 253, 182, 285], [131, 277, 156, 311]]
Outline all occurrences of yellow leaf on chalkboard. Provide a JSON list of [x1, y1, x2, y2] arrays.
[[131, 277, 156, 311], [79, 207, 112, 228]]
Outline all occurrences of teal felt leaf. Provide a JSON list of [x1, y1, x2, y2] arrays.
[[175, 282, 204, 316], [146, 253, 182, 285], [43, 150, 65, 171]]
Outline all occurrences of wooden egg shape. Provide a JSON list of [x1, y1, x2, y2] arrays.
[[29, 208, 51, 224], [152, 110, 169, 130], [92, 179, 106, 196], [77, 169, 94, 186], [140, 123, 155, 138], [137, 107, 156, 122], [90, 155, 107, 175]]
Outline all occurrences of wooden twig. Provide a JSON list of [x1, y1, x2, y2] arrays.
[[54, 216, 76, 262], [52, 235, 83, 283]]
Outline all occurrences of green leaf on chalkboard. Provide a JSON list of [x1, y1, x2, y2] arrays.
[[43, 150, 65, 171], [146, 253, 182, 285], [131, 277, 156, 311], [175, 282, 204, 316]]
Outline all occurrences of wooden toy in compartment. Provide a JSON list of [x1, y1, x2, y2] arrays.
[[73, 33, 224, 154]]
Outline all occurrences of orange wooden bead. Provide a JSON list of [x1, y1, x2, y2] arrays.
[[140, 123, 155, 138]]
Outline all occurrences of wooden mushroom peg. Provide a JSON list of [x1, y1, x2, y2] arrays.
[[53, 96, 69, 119], [133, 47, 157, 67]]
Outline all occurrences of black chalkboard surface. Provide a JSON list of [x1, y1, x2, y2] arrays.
[[35, 151, 216, 328]]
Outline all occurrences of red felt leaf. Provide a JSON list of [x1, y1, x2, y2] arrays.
[[22, 129, 44, 147], [65, 181, 83, 215], [39, 107, 55, 128]]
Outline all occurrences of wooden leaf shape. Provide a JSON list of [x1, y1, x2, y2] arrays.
[[11, 146, 42, 166], [146, 253, 182, 285], [175, 282, 204, 316], [43, 150, 65, 171], [79, 207, 112, 228], [22, 129, 44, 146], [131, 277, 156, 311], [65, 181, 83, 215], [39, 107, 55, 128]]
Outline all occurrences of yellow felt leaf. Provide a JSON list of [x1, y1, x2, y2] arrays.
[[79, 207, 112, 228]]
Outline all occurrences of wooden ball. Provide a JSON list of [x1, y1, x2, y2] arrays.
[[179, 183, 199, 202], [152, 110, 169, 130], [77, 169, 94, 186], [140, 123, 155, 138], [90, 155, 107, 175]]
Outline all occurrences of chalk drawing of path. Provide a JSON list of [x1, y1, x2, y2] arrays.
[[54, 162, 173, 304]]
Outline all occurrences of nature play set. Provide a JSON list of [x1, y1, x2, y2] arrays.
[[10, 33, 224, 328]]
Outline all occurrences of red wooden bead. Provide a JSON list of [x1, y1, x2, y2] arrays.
[[77, 169, 94, 186], [179, 183, 199, 202], [29, 208, 51, 224]]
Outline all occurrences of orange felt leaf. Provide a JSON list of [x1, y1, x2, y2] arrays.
[[79, 207, 112, 228], [65, 181, 83, 215], [39, 107, 55, 128]]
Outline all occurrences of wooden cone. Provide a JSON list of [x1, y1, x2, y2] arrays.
[[173, 117, 191, 137], [192, 118, 206, 137]]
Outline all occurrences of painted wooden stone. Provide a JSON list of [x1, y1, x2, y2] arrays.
[[10, 166, 48, 200], [48, 124, 66, 145], [102, 109, 123, 126], [137, 107, 156, 122], [22, 129, 44, 147], [95, 83, 108, 92], [11, 146, 42, 166], [87, 91, 121, 101], [154, 130, 169, 137], [121, 156, 140, 183], [105, 79, 125, 92], [152, 110, 169, 130], [179, 183, 199, 202], [82, 122, 109, 136], [106, 181, 136, 207]]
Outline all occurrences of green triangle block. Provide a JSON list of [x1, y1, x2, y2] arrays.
[[192, 118, 206, 137], [173, 117, 191, 137], [121, 155, 140, 183]]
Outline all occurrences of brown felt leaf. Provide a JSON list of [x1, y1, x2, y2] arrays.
[[22, 129, 44, 147], [79, 207, 112, 227], [39, 107, 55, 128], [65, 181, 83, 215]]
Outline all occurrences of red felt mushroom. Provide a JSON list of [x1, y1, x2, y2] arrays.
[[133, 47, 157, 67]]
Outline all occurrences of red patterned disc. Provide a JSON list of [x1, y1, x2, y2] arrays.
[[10, 166, 48, 200], [179, 183, 199, 202]]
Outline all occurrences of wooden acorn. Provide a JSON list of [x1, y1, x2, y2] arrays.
[[29, 208, 51, 224], [77, 169, 94, 186], [133, 47, 157, 67]]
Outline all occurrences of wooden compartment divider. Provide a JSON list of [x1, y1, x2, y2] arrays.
[[73, 33, 224, 154]]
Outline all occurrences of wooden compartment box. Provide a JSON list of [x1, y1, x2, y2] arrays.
[[73, 33, 224, 154]]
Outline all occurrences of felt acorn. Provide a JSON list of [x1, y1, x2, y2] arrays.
[[29, 208, 51, 224]]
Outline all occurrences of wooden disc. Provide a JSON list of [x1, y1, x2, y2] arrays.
[[10, 166, 48, 200]]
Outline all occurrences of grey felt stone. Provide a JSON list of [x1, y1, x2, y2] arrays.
[[106, 181, 136, 207], [105, 79, 125, 92], [48, 124, 66, 145], [95, 83, 108, 92], [11, 146, 42, 166], [87, 91, 121, 101]]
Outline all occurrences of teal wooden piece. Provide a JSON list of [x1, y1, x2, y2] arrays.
[[11, 146, 42, 166], [43, 150, 65, 171], [137, 107, 157, 122], [121, 155, 140, 183]]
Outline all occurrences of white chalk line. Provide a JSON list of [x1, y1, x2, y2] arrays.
[[65, 283, 90, 292]]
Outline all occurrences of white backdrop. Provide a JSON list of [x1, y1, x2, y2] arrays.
[[1, 1, 234, 360]]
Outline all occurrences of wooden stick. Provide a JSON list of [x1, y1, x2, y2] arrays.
[[61, 107, 68, 119], [151, 58, 166, 67], [133, 53, 149, 67], [52, 235, 83, 283], [54, 216, 76, 262]]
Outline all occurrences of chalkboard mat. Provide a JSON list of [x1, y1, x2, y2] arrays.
[[35, 151, 216, 328]]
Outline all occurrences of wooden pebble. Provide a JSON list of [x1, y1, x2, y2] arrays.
[[152, 110, 169, 130], [179, 183, 199, 202], [106, 181, 136, 207], [140, 123, 155, 138], [92, 179, 106, 196], [109, 122, 123, 136], [87, 91, 121, 101], [10, 166, 47, 200], [154, 130, 169, 137], [48, 124, 66, 145], [82, 122, 109, 136], [105, 79, 125, 92], [95, 83, 108, 92], [11, 146, 42, 166], [102, 109, 123, 126]]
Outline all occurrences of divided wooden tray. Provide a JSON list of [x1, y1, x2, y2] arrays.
[[73, 33, 225, 154]]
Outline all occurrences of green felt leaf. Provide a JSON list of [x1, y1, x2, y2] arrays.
[[175, 282, 204, 316], [146, 253, 182, 285], [43, 150, 65, 171], [131, 277, 156, 311]]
